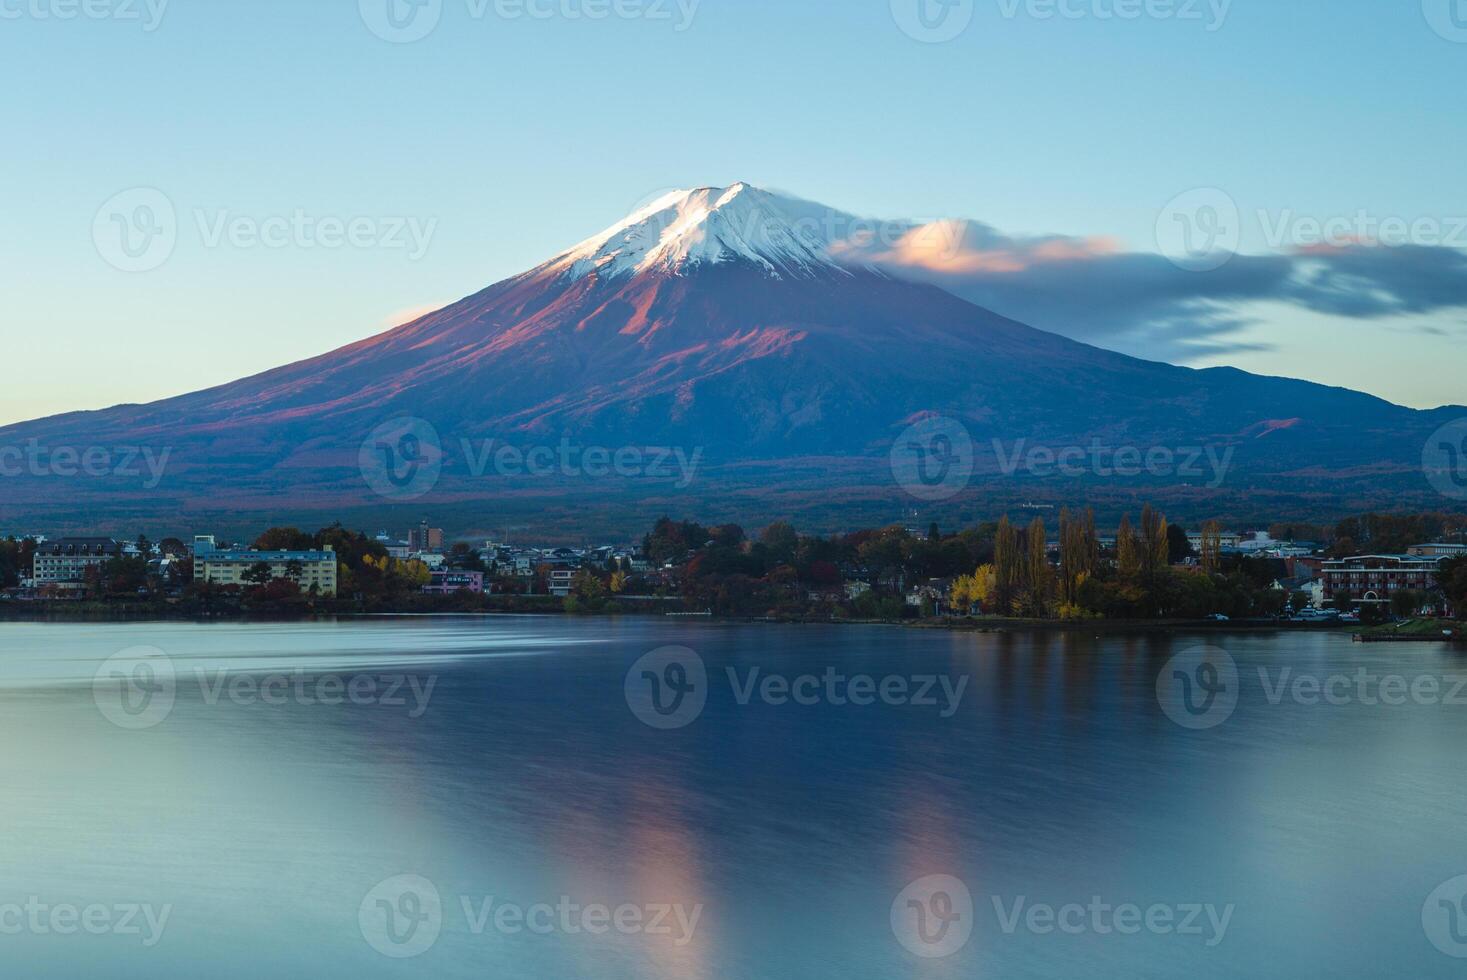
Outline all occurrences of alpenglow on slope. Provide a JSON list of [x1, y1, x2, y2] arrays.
[[2, 184, 1459, 533]]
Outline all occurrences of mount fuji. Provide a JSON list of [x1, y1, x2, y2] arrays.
[[3, 183, 1460, 536]]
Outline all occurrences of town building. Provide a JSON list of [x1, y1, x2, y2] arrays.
[[423, 570, 485, 595], [1408, 542, 1467, 558], [1186, 530, 1243, 550], [1319, 554, 1447, 609], [194, 547, 339, 596], [408, 522, 444, 553], [548, 568, 576, 597], [906, 579, 952, 613], [32, 537, 123, 590]]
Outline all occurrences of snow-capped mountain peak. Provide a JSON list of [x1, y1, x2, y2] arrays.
[[548, 183, 853, 281]]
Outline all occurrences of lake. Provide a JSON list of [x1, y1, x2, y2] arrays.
[[1, 617, 1465, 977]]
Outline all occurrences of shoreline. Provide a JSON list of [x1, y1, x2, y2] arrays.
[[5, 600, 1453, 640]]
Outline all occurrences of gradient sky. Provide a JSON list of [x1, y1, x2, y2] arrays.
[[3, 0, 1465, 425]]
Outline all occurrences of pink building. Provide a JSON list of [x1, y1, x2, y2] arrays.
[[422, 570, 485, 595]]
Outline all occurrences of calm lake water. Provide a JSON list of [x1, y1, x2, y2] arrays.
[[1, 616, 1465, 978]]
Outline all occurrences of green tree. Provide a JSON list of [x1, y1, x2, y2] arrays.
[[760, 522, 799, 565], [994, 516, 1019, 614], [1391, 589, 1425, 619], [242, 562, 275, 587], [1140, 504, 1169, 585], [571, 568, 608, 600], [254, 527, 314, 551], [1199, 520, 1223, 574], [1437, 556, 1467, 616], [1024, 517, 1052, 616], [1167, 523, 1193, 564], [1116, 514, 1140, 581]]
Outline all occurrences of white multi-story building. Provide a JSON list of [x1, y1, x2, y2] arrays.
[[548, 568, 576, 597], [32, 538, 123, 590]]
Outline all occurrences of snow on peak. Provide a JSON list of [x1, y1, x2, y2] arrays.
[[548, 183, 855, 281]]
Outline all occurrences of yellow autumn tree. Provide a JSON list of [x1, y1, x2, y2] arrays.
[[949, 564, 997, 614]]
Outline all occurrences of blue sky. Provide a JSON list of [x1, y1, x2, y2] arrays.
[[3, 0, 1465, 424]]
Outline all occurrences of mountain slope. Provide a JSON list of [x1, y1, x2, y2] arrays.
[[1, 184, 1459, 534]]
